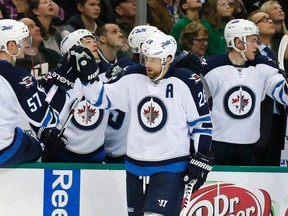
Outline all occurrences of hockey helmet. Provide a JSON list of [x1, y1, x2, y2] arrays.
[[224, 19, 259, 50], [60, 29, 95, 55], [0, 19, 31, 55], [128, 25, 158, 53], [141, 31, 177, 65]]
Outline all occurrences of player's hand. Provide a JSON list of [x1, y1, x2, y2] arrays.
[[39, 127, 67, 152], [184, 151, 214, 192], [69, 45, 99, 83], [177, 53, 203, 75], [49, 53, 77, 91]]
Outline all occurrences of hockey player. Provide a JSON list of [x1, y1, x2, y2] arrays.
[[67, 31, 213, 215], [202, 19, 288, 165], [104, 25, 158, 163], [42, 29, 111, 162], [0, 19, 65, 166]]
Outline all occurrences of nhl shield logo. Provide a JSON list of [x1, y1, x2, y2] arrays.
[[137, 96, 167, 132], [71, 99, 104, 130], [224, 86, 255, 119]]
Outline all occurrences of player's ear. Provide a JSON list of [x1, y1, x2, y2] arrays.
[[98, 35, 106, 44], [166, 55, 172, 64], [235, 38, 244, 50]]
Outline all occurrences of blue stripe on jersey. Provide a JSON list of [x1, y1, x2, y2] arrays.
[[272, 80, 286, 105], [95, 86, 105, 107], [188, 115, 211, 127], [42, 108, 52, 128], [0, 127, 23, 163], [192, 128, 212, 135], [126, 160, 189, 176]]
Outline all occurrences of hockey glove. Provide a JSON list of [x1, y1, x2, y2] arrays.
[[184, 151, 214, 192], [39, 127, 67, 153], [177, 53, 203, 75], [70, 45, 99, 83], [49, 53, 77, 91]]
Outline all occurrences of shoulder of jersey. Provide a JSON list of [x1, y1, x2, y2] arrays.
[[253, 53, 278, 68], [202, 53, 230, 76]]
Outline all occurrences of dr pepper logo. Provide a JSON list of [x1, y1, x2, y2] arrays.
[[182, 183, 272, 216]]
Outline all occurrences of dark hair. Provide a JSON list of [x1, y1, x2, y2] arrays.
[[95, 23, 109, 37], [26, 0, 58, 40], [74, 0, 87, 5]]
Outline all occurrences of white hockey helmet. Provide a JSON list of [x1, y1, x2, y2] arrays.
[[224, 19, 259, 50], [60, 29, 95, 55], [128, 25, 158, 53], [0, 19, 31, 55], [141, 31, 177, 65]]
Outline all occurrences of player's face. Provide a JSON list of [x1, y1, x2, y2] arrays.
[[244, 35, 259, 60], [143, 56, 163, 79], [81, 36, 99, 59]]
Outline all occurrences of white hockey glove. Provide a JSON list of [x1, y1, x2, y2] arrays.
[[184, 151, 214, 192], [70, 45, 99, 83]]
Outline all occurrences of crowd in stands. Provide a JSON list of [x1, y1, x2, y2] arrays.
[[0, 0, 288, 167]]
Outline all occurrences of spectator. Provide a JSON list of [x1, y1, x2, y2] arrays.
[[248, 10, 286, 166], [96, 23, 129, 64], [170, 0, 212, 51], [26, 0, 62, 53], [0, 0, 64, 21], [147, 0, 175, 34], [112, 0, 136, 38], [16, 18, 61, 82], [202, 19, 288, 165], [201, 0, 234, 55], [260, 1, 287, 53], [61, 0, 102, 38], [179, 21, 209, 59]]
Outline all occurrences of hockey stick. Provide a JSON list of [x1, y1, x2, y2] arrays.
[[278, 35, 288, 71], [180, 179, 197, 216], [58, 90, 83, 137]]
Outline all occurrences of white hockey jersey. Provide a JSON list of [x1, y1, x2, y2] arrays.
[[58, 74, 109, 154], [82, 64, 212, 176], [203, 53, 288, 144]]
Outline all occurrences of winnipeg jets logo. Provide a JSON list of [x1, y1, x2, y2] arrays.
[[77, 104, 96, 123], [189, 73, 201, 83], [224, 86, 255, 119], [71, 99, 104, 130], [143, 104, 160, 125], [138, 96, 167, 132], [19, 76, 33, 88], [231, 89, 249, 113]]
